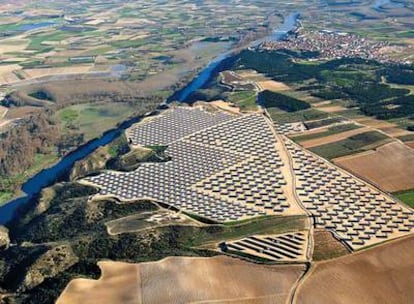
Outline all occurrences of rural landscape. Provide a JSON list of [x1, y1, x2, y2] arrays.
[[0, 0, 414, 303]]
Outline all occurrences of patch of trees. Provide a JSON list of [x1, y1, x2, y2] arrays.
[[28, 89, 55, 102], [236, 50, 320, 82], [360, 95, 414, 119], [236, 50, 376, 84], [343, 83, 409, 104], [13, 193, 155, 244], [13, 260, 101, 304], [0, 110, 60, 178], [311, 88, 347, 100], [0, 245, 49, 291], [382, 65, 414, 85], [259, 90, 310, 112]]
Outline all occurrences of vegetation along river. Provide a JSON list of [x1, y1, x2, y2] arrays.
[[0, 12, 299, 225]]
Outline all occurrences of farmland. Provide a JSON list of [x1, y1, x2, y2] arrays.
[[308, 131, 391, 160], [394, 189, 414, 208], [334, 142, 414, 193], [1, 1, 414, 303], [57, 257, 305, 304], [1, 104, 413, 304], [295, 235, 414, 304]]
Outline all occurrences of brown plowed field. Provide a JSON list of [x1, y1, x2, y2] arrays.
[[57, 256, 304, 304], [334, 141, 414, 192], [295, 235, 414, 304], [315, 105, 347, 113], [57, 261, 141, 304], [300, 127, 370, 148], [406, 141, 414, 149], [258, 80, 290, 91]]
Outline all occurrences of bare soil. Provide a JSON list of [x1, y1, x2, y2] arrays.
[[334, 141, 414, 192], [300, 127, 370, 148], [58, 256, 305, 304], [295, 235, 414, 304]]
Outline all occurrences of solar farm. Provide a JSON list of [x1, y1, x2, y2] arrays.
[[81, 105, 414, 252], [222, 231, 309, 262], [82, 106, 305, 222], [285, 139, 414, 250]]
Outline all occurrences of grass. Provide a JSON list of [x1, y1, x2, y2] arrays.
[[110, 39, 146, 49], [291, 124, 361, 142], [0, 191, 14, 206], [398, 134, 414, 142], [309, 131, 389, 160], [227, 91, 258, 111], [312, 229, 349, 261], [0, 153, 58, 206], [267, 108, 329, 124], [393, 189, 414, 208], [27, 31, 71, 51], [56, 103, 137, 141], [193, 215, 307, 246]]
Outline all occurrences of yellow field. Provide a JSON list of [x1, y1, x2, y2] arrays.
[[21, 65, 96, 79], [57, 257, 304, 304], [258, 80, 290, 91], [0, 64, 22, 85]]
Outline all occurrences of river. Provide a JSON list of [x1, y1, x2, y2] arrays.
[[373, 0, 404, 11], [0, 12, 299, 225]]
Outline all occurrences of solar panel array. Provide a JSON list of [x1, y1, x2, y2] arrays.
[[83, 107, 294, 222]]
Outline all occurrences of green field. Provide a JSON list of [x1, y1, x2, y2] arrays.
[[291, 124, 361, 142], [227, 90, 258, 111], [309, 131, 389, 160], [394, 189, 414, 208], [57, 102, 137, 141]]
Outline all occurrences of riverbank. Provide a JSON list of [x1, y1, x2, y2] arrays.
[[0, 12, 300, 225]]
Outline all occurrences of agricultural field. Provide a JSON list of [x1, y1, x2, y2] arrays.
[[226, 90, 258, 112], [1, 104, 413, 304], [57, 257, 305, 304], [0, 0, 290, 89], [295, 235, 414, 304], [394, 189, 414, 208], [308, 131, 391, 160], [290, 124, 362, 143], [1, 1, 414, 303], [298, 126, 370, 149], [334, 142, 414, 193]]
